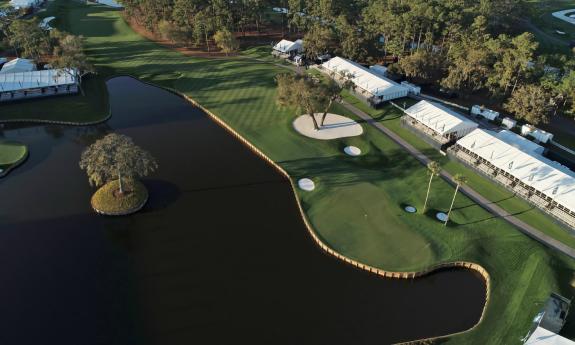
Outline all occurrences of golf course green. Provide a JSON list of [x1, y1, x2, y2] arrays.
[[2, 1, 575, 343], [0, 140, 28, 176]]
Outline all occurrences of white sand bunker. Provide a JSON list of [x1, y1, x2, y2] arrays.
[[344, 146, 362, 156], [436, 212, 448, 222], [293, 113, 363, 140], [298, 178, 315, 191]]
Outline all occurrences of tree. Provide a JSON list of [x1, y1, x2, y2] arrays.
[[50, 31, 94, 79], [7, 19, 50, 60], [275, 73, 327, 130], [504, 84, 551, 125], [303, 24, 332, 60], [213, 28, 239, 56], [80, 134, 158, 195], [445, 173, 467, 226], [319, 71, 355, 127], [423, 161, 441, 213]]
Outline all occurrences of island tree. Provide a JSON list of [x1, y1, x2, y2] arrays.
[[80, 133, 158, 195]]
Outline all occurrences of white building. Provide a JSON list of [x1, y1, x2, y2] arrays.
[[0, 68, 79, 102], [10, 0, 41, 9], [525, 326, 575, 345], [451, 128, 575, 228], [400, 81, 421, 95], [272, 39, 304, 56], [0, 58, 36, 74], [369, 64, 387, 77], [502, 117, 517, 129], [322, 57, 408, 105], [471, 105, 499, 121], [403, 100, 479, 143]]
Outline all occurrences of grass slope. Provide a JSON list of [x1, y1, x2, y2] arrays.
[[31, 1, 575, 343]]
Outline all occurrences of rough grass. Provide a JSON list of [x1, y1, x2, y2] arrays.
[[0, 141, 28, 170], [91, 179, 148, 215], [24, 1, 575, 343], [525, 0, 575, 54]]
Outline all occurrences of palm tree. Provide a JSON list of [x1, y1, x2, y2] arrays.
[[445, 173, 467, 226], [423, 161, 441, 213]]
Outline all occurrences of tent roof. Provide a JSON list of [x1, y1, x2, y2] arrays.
[[322, 57, 407, 97], [495, 130, 545, 155], [0, 58, 36, 74], [273, 39, 303, 53], [457, 128, 575, 212], [10, 0, 38, 8], [0, 68, 77, 92], [405, 100, 478, 135], [525, 326, 575, 345]]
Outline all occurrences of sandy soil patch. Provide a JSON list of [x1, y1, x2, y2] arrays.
[[293, 113, 363, 140]]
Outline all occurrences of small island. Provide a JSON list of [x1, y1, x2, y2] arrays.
[[80, 133, 158, 216], [0, 141, 28, 177]]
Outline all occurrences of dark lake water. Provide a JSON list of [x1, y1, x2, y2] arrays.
[[0, 77, 486, 345]]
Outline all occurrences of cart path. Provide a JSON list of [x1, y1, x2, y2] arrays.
[[341, 101, 575, 260]]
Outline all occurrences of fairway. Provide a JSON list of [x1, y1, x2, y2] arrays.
[[7, 1, 575, 343]]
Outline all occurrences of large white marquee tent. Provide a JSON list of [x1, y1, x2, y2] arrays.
[[456, 128, 575, 214], [405, 100, 478, 138], [0, 58, 36, 74], [321, 57, 408, 102], [273, 39, 303, 54], [524, 326, 575, 345]]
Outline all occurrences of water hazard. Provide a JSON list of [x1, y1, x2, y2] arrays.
[[0, 77, 486, 344]]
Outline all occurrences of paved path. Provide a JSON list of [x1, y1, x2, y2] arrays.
[[254, 56, 575, 258], [341, 101, 575, 260]]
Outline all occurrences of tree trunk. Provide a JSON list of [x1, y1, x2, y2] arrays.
[[309, 112, 319, 130], [444, 185, 460, 226], [423, 174, 434, 213], [320, 99, 334, 127], [118, 171, 124, 195]]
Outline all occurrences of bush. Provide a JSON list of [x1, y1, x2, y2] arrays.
[[91, 179, 148, 215]]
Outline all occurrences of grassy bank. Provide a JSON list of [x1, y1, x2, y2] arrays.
[[34, 1, 575, 343], [0, 140, 28, 173]]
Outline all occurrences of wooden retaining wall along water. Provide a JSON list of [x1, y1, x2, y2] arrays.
[[0, 75, 491, 343], [178, 93, 491, 345]]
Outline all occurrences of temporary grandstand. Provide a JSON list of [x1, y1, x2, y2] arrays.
[[321, 57, 408, 105], [401, 100, 479, 147], [0, 68, 79, 102], [450, 128, 575, 229]]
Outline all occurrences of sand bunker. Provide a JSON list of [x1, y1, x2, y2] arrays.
[[298, 178, 316, 191], [293, 113, 363, 140], [344, 146, 362, 156]]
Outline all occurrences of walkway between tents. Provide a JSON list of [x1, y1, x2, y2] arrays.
[[341, 100, 575, 260]]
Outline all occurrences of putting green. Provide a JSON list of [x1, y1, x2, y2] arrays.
[[0, 141, 28, 168]]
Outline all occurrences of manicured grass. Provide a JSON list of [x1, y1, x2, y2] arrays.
[[91, 179, 148, 215], [0, 141, 27, 170], [35, 1, 575, 343], [526, 0, 575, 54]]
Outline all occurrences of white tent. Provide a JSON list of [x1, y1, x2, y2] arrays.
[[0, 58, 36, 74], [10, 0, 40, 9], [405, 100, 478, 138], [524, 326, 575, 345], [0, 68, 77, 92], [456, 128, 575, 214], [273, 39, 303, 54], [322, 57, 408, 102], [495, 130, 545, 155]]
